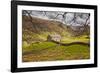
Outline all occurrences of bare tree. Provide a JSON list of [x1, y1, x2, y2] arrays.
[[23, 10, 39, 32]]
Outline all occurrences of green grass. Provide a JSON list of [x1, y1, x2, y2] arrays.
[[22, 32, 90, 62], [61, 35, 89, 43], [22, 42, 90, 62], [22, 42, 57, 53]]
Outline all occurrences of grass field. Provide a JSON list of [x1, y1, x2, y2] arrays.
[[22, 41, 90, 62]]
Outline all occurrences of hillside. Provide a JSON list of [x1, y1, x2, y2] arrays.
[[22, 15, 67, 33], [22, 15, 89, 43], [22, 15, 68, 43]]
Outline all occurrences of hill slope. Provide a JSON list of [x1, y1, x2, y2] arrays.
[[22, 15, 67, 33], [22, 15, 68, 42]]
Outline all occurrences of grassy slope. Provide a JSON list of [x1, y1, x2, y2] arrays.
[[22, 15, 69, 43], [61, 35, 89, 43], [23, 42, 90, 62]]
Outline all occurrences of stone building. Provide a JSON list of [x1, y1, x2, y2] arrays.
[[47, 34, 61, 42]]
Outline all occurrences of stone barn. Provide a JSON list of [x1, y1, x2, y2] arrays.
[[47, 34, 61, 42]]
